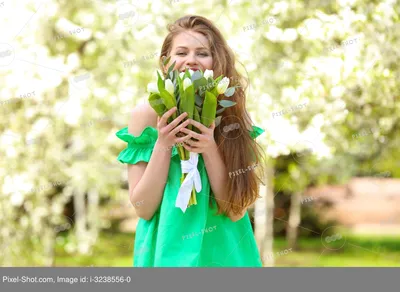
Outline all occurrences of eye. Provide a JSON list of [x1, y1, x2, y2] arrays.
[[177, 52, 186, 56], [199, 53, 209, 56]]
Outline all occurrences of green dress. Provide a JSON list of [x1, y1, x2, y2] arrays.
[[115, 125, 265, 267]]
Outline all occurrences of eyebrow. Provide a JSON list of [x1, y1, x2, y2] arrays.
[[175, 46, 210, 50]]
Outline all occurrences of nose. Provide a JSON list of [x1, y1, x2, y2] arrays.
[[185, 52, 198, 67]]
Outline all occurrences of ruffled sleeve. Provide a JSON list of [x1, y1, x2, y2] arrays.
[[249, 125, 265, 139], [115, 126, 158, 164]]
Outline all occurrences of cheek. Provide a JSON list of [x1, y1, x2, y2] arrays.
[[201, 57, 213, 69], [171, 58, 184, 70], [166, 57, 182, 70]]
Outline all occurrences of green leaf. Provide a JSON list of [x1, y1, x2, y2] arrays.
[[160, 88, 176, 110], [148, 93, 166, 116], [224, 87, 235, 97], [178, 72, 184, 97], [185, 70, 192, 79], [183, 84, 195, 130], [179, 90, 186, 117], [214, 75, 223, 84], [167, 60, 176, 76], [193, 107, 201, 134], [191, 70, 202, 81], [219, 100, 237, 108], [157, 70, 165, 92], [162, 55, 171, 66], [201, 91, 217, 127], [216, 107, 226, 114], [193, 77, 208, 92], [195, 94, 204, 107], [215, 115, 222, 127]]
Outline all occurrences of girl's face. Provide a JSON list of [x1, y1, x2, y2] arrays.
[[166, 30, 213, 73]]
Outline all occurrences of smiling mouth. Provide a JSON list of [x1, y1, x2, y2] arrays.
[[181, 68, 199, 72]]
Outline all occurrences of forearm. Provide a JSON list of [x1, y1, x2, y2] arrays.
[[130, 140, 172, 220], [202, 144, 245, 222]]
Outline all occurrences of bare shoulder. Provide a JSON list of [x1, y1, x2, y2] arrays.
[[128, 102, 158, 136]]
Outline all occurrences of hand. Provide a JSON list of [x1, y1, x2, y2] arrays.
[[156, 107, 192, 149], [179, 119, 217, 153]]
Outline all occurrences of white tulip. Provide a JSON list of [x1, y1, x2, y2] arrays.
[[204, 69, 214, 79], [183, 78, 192, 91], [179, 72, 185, 79], [188, 69, 194, 76], [147, 82, 159, 94], [217, 77, 230, 94], [165, 79, 174, 96]]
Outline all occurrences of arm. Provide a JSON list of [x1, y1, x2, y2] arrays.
[[202, 143, 246, 222], [127, 105, 172, 221]]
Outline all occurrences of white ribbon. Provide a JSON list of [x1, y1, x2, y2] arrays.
[[175, 152, 202, 213]]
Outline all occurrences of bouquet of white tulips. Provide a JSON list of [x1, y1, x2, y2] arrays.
[[147, 56, 239, 212]]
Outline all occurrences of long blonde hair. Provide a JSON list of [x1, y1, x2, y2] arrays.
[[159, 15, 266, 216]]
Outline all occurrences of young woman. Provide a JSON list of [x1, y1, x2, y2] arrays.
[[115, 15, 266, 267]]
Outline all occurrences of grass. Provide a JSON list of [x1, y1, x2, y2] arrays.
[[53, 231, 400, 267], [54, 231, 135, 267], [271, 235, 400, 267]]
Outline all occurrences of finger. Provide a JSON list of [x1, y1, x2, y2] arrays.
[[159, 107, 177, 127], [210, 120, 216, 130], [183, 143, 200, 153], [189, 119, 208, 133], [166, 112, 188, 133], [171, 119, 190, 136], [180, 127, 204, 141], [184, 138, 200, 148], [175, 133, 192, 144]]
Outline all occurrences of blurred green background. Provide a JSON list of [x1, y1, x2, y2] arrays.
[[0, 0, 399, 267]]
